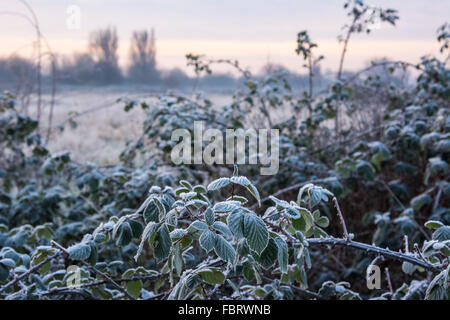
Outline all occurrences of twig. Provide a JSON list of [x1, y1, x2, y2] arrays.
[[369, 254, 385, 267], [413, 243, 435, 270], [433, 186, 443, 214], [0, 252, 60, 294], [333, 197, 349, 240], [50, 240, 135, 300], [385, 267, 394, 299], [376, 179, 405, 210], [404, 235, 409, 254]]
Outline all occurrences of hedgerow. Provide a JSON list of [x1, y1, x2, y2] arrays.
[[0, 0, 449, 300]]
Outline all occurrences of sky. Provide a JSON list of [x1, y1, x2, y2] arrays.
[[0, 0, 448, 75]]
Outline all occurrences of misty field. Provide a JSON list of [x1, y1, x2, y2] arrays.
[[39, 88, 232, 164]]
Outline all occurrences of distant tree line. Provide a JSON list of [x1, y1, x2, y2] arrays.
[[0, 26, 332, 91]]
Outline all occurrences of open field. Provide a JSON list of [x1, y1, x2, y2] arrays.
[[35, 86, 234, 165]]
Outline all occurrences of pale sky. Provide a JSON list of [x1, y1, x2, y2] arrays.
[[0, 0, 448, 75]]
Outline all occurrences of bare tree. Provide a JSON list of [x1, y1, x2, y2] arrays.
[[127, 29, 160, 84], [89, 26, 122, 84]]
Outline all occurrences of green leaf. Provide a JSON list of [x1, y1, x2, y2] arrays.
[[230, 176, 251, 187], [87, 244, 98, 266], [226, 195, 248, 204], [173, 243, 183, 276], [214, 234, 236, 264], [270, 196, 290, 209], [410, 194, 432, 211], [299, 208, 314, 232], [204, 207, 214, 226], [199, 230, 215, 252], [154, 224, 172, 261], [134, 222, 158, 261], [246, 183, 261, 207], [402, 261, 416, 275], [180, 180, 193, 189], [198, 268, 226, 285], [432, 226, 450, 242], [165, 209, 178, 227], [425, 220, 444, 230], [243, 213, 269, 254], [292, 217, 306, 231], [115, 221, 133, 246], [315, 216, 329, 228], [275, 237, 288, 273], [129, 220, 144, 238], [207, 178, 231, 191], [356, 160, 375, 181], [284, 207, 301, 219], [188, 221, 208, 232], [243, 262, 255, 281], [143, 199, 159, 223], [230, 176, 261, 206], [0, 264, 9, 282], [237, 238, 250, 256], [170, 228, 187, 240], [193, 185, 207, 194], [175, 187, 190, 196], [153, 197, 167, 219], [0, 258, 16, 267], [213, 201, 240, 213], [126, 280, 142, 299], [254, 238, 278, 269], [212, 221, 232, 238], [31, 246, 58, 266], [425, 270, 447, 300], [254, 287, 266, 297], [68, 243, 91, 261], [227, 210, 244, 239]]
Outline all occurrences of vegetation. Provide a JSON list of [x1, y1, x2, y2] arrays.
[[0, 0, 448, 300]]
